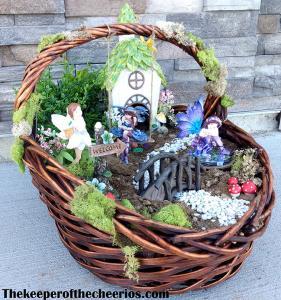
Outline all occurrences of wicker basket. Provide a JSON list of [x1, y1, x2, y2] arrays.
[[14, 24, 275, 295]]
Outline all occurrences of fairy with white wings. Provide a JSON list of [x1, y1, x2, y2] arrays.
[[51, 103, 92, 163]]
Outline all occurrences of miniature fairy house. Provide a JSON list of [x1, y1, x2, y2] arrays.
[[101, 4, 166, 129]]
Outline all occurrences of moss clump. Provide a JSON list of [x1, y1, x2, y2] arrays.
[[152, 204, 192, 228], [231, 148, 263, 186], [11, 138, 25, 173], [122, 245, 140, 281], [11, 93, 41, 173], [71, 184, 116, 234], [13, 93, 41, 126], [67, 149, 95, 180], [37, 33, 65, 53], [197, 48, 221, 81], [187, 32, 205, 50], [221, 94, 235, 108], [121, 199, 135, 211], [118, 3, 137, 24]]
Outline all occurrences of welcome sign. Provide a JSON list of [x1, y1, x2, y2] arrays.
[[90, 139, 126, 157]]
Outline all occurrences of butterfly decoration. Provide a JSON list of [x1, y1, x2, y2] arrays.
[[176, 95, 205, 138], [140, 36, 157, 53]]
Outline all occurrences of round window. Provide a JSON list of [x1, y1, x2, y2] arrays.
[[128, 71, 145, 90]]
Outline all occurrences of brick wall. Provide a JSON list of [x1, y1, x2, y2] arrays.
[[0, 0, 281, 134]]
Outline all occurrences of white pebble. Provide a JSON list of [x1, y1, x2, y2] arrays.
[[178, 190, 250, 227]]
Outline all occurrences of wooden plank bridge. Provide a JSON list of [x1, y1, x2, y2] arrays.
[[134, 152, 201, 201]]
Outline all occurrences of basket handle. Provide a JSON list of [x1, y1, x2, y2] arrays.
[[14, 24, 226, 119]]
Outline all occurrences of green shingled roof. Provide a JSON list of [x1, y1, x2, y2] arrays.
[[100, 37, 167, 91]]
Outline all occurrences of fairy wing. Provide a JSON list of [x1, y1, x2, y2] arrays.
[[51, 114, 72, 131], [176, 95, 204, 137]]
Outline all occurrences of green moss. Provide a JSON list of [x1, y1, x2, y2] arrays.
[[11, 138, 25, 173], [13, 93, 41, 126], [221, 94, 235, 108], [141, 207, 151, 219], [118, 3, 137, 24], [197, 48, 221, 81], [231, 155, 243, 172], [187, 32, 205, 50], [67, 149, 95, 180], [122, 245, 140, 281], [37, 33, 65, 53], [71, 184, 116, 234], [100, 37, 166, 90], [152, 204, 192, 228], [121, 199, 135, 211]]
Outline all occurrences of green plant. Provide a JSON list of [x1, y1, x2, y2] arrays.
[[221, 94, 235, 108], [71, 184, 116, 234], [36, 61, 107, 136], [122, 245, 140, 281], [152, 204, 192, 228], [55, 149, 74, 165], [11, 138, 25, 173], [118, 3, 137, 23], [197, 48, 221, 81], [67, 148, 95, 179], [101, 130, 114, 144], [37, 33, 65, 53], [100, 37, 166, 90], [121, 199, 135, 211]]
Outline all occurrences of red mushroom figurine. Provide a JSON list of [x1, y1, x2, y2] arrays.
[[228, 184, 241, 198], [227, 177, 238, 185], [241, 180, 257, 195]]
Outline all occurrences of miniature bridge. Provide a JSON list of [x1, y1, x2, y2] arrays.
[[134, 152, 201, 201]]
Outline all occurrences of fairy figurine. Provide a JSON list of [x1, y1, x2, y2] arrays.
[[51, 103, 92, 163], [194, 116, 226, 155], [176, 95, 230, 165]]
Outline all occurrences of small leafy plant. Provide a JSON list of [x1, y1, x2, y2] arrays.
[[36, 61, 107, 136], [101, 130, 114, 144]]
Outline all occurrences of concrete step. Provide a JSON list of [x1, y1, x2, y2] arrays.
[[228, 109, 280, 133], [0, 110, 280, 162]]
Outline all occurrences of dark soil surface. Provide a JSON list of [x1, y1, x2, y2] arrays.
[[103, 129, 253, 231]]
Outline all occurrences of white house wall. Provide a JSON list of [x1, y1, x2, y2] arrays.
[[111, 69, 161, 122]]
